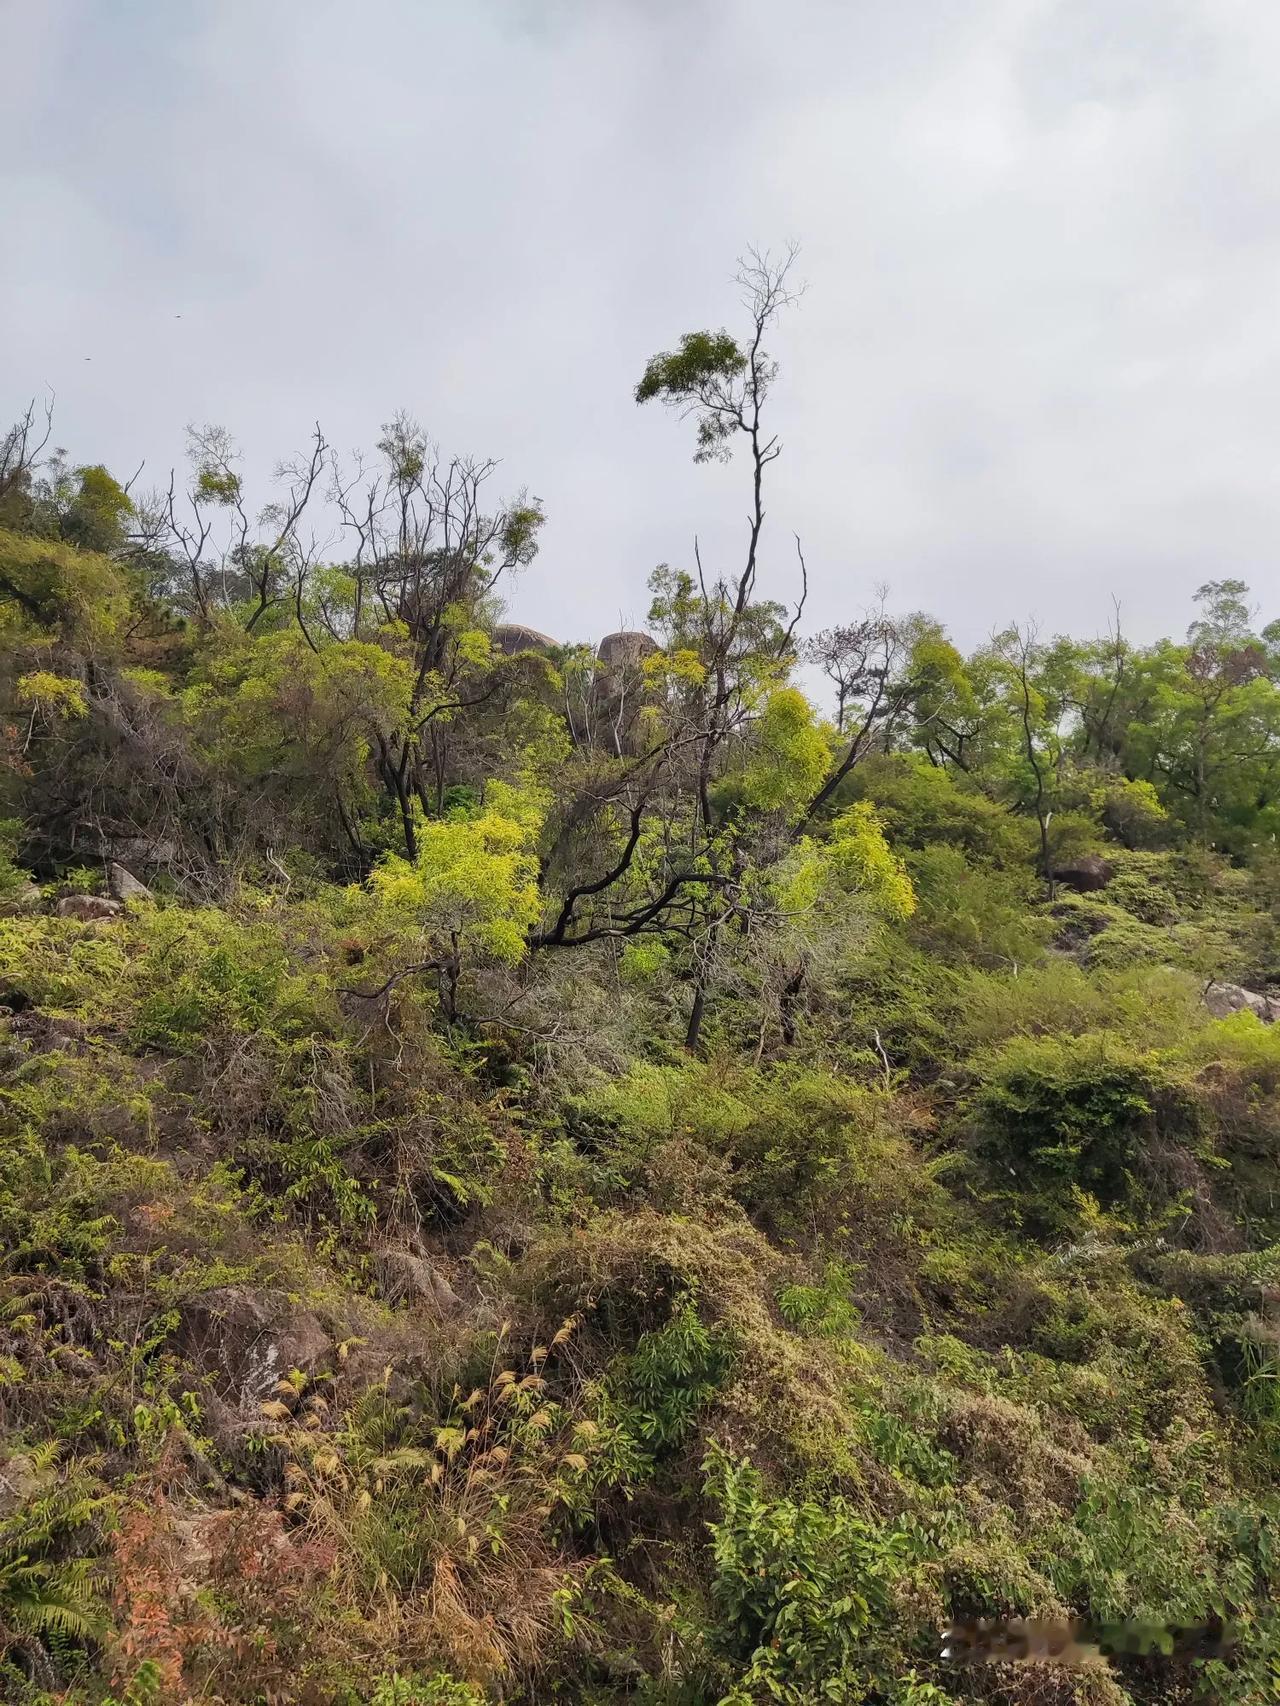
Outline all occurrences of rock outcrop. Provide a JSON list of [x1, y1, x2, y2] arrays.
[[97, 833, 179, 870], [1203, 982, 1279, 1023], [55, 894, 122, 922], [107, 863, 154, 904], [596, 629, 658, 675], [1050, 854, 1114, 893], [493, 623, 558, 657], [178, 1287, 332, 1407], [592, 629, 659, 755], [373, 1247, 463, 1314]]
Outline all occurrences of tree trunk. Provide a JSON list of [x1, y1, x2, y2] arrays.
[[684, 975, 707, 1053], [779, 965, 806, 1047]]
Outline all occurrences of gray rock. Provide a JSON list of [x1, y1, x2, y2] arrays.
[[493, 623, 558, 656], [0, 880, 41, 918], [55, 894, 122, 922], [1204, 981, 1278, 1022], [591, 631, 659, 755], [374, 1247, 462, 1314], [178, 1287, 332, 1406], [596, 629, 658, 672], [107, 862, 154, 904], [1049, 853, 1114, 892], [100, 834, 179, 869]]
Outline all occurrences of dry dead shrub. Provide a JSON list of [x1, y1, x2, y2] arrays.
[[420, 1529, 569, 1685], [509, 1209, 872, 1481], [977, 1663, 1137, 1706], [936, 1386, 1093, 1520]]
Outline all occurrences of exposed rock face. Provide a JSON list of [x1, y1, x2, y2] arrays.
[[596, 629, 658, 673], [490, 623, 662, 754], [0, 880, 41, 918], [107, 863, 154, 904], [1204, 982, 1279, 1023], [0, 1452, 52, 1518], [99, 834, 179, 869], [592, 630, 659, 755], [1050, 854, 1113, 893], [178, 1287, 332, 1407], [55, 894, 122, 922], [493, 623, 558, 657], [373, 1247, 463, 1314]]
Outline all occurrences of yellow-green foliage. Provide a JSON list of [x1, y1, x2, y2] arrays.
[[16, 671, 88, 719], [1094, 776, 1171, 849], [0, 915, 133, 1020], [906, 843, 1047, 968], [850, 752, 1038, 865], [3, 857, 1280, 1703], [6, 484, 1280, 1706], [771, 803, 916, 939], [186, 630, 415, 782], [366, 785, 543, 968], [825, 801, 916, 920], [565, 1058, 936, 1236], [0, 527, 132, 648], [740, 686, 831, 817], [0, 906, 332, 1042]]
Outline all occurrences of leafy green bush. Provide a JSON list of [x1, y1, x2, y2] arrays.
[[702, 1446, 910, 1704], [778, 1263, 861, 1339], [609, 1296, 731, 1453], [128, 908, 331, 1051], [905, 844, 1048, 969], [848, 754, 1037, 867], [368, 1676, 486, 1706], [969, 1032, 1203, 1215]]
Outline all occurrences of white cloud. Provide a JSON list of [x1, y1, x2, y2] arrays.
[[3, 0, 1278, 657]]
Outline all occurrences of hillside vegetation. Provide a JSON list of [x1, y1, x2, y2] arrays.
[[1, 261, 1279, 1705]]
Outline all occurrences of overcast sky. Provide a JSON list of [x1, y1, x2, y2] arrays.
[[4, 0, 1279, 651]]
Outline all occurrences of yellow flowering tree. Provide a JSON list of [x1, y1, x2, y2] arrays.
[[361, 781, 544, 1018], [739, 688, 832, 819]]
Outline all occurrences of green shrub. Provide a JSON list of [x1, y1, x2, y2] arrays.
[[778, 1263, 861, 1339], [847, 754, 1037, 867], [610, 1296, 731, 1453], [1103, 854, 1181, 925], [969, 1032, 1203, 1214], [702, 1446, 910, 1704], [368, 1673, 486, 1705], [905, 845, 1048, 970], [834, 938, 968, 1079], [127, 908, 330, 1051]]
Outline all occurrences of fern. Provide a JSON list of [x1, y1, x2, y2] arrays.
[[0, 1450, 110, 1672]]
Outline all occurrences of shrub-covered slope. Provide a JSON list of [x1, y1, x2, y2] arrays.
[[2, 848, 1279, 1705], [2, 315, 1280, 1703]]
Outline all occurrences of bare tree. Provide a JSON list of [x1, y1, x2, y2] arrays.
[[0, 395, 55, 512], [327, 415, 545, 855], [158, 422, 329, 627], [331, 415, 541, 657], [802, 599, 915, 823]]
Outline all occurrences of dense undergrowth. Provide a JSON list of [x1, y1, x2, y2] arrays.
[[3, 838, 1279, 1706], [2, 272, 1280, 1704]]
